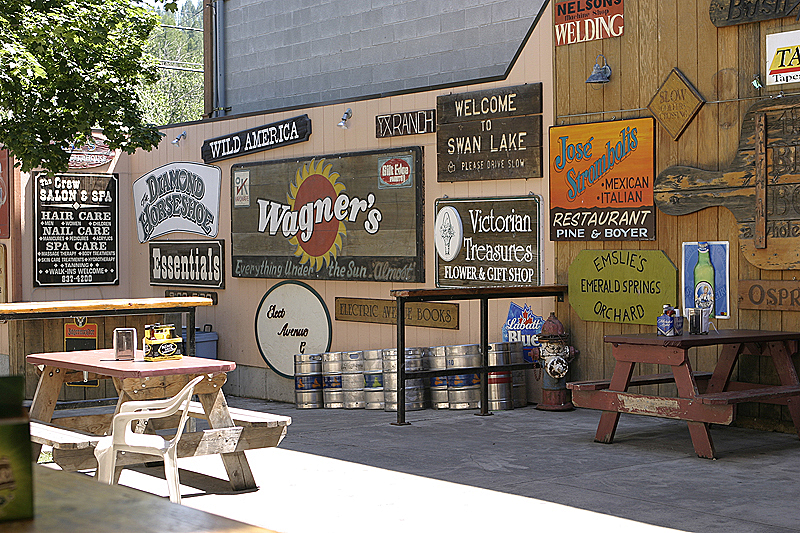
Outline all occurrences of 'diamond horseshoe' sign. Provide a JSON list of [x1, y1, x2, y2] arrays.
[[254, 281, 332, 378]]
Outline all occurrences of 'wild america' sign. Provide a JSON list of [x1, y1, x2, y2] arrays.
[[201, 115, 312, 163]]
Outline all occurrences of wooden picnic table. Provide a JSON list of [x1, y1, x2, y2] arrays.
[[567, 329, 800, 458], [4, 466, 277, 533], [27, 349, 290, 491]]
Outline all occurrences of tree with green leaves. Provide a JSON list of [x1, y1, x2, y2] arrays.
[[138, 0, 205, 126], [0, 0, 165, 173]]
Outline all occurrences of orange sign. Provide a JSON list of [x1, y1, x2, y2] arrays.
[[549, 118, 655, 241]]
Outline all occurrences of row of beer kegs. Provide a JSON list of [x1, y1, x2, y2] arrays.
[[293, 341, 530, 411]]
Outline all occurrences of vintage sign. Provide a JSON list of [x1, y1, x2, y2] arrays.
[[655, 94, 800, 270], [739, 279, 800, 311], [549, 117, 656, 241], [254, 281, 332, 378], [710, 0, 800, 27], [647, 69, 704, 141], [233, 168, 250, 207], [133, 162, 221, 243], [231, 148, 424, 282], [766, 30, 800, 85], [66, 134, 115, 169], [165, 289, 218, 305], [201, 115, 312, 163], [149, 240, 224, 289], [568, 249, 678, 325], [34, 172, 118, 286], [0, 149, 10, 238], [434, 196, 542, 288], [554, 0, 624, 46], [376, 110, 435, 138], [64, 321, 98, 352], [437, 84, 543, 182], [335, 297, 459, 330], [681, 241, 730, 319]]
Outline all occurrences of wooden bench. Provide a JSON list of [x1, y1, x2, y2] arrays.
[[698, 385, 800, 405], [567, 372, 713, 391], [32, 405, 292, 472]]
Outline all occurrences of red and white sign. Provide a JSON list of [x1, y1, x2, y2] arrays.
[[379, 157, 412, 188], [67, 135, 116, 169], [554, 0, 624, 46]]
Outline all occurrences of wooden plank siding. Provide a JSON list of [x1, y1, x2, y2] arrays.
[[554, 3, 800, 432]]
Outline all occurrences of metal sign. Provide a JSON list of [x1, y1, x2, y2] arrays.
[[34, 172, 119, 286], [231, 147, 424, 282], [554, 0, 624, 46], [437, 84, 543, 182], [434, 196, 542, 288], [568, 249, 678, 325], [133, 162, 221, 243], [149, 240, 225, 289], [67, 134, 115, 169], [254, 281, 332, 379], [766, 30, 800, 85], [549, 117, 656, 241], [201, 115, 312, 163]]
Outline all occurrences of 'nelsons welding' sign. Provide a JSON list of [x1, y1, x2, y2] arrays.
[[201, 115, 312, 163], [133, 162, 221, 243]]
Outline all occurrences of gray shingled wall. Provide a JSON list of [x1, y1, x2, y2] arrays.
[[223, 0, 547, 115]]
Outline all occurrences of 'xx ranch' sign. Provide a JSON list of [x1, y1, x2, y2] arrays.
[[549, 117, 655, 241], [434, 196, 542, 288], [133, 162, 221, 243], [231, 148, 424, 282]]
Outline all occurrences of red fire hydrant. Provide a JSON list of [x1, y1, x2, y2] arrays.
[[530, 312, 578, 411]]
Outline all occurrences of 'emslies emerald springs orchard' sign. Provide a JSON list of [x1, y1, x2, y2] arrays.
[[568, 249, 677, 324]]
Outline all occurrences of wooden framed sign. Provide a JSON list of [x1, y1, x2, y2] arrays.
[[149, 239, 224, 289], [437, 84, 543, 182], [549, 117, 656, 241], [568, 249, 678, 325], [231, 147, 424, 282], [710, 0, 800, 27], [335, 297, 459, 329], [434, 196, 542, 288], [34, 172, 118, 286]]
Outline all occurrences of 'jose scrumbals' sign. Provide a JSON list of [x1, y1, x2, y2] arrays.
[[35, 172, 118, 287], [133, 162, 221, 243], [231, 148, 424, 282]]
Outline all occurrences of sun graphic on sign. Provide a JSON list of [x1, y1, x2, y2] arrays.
[[286, 159, 347, 271]]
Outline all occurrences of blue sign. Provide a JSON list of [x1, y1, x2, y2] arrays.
[[502, 302, 544, 361]]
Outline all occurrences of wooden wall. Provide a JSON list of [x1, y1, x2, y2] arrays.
[[554, 0, 800, 432]]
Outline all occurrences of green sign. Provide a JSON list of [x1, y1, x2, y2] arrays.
[[568, 250, 678, 325]]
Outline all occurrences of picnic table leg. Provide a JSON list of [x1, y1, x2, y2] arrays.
[[595, 360, 635, 444], [767, 341, 800, 439], [672, 359, 715, 459], [196, 389, 257, 491], [704, 343, 741, 394], [29, 365, 67, 460]]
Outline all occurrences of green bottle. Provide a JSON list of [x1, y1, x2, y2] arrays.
[[693, 242, 715, 316]]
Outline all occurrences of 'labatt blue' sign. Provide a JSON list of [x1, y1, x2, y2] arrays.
[[201, 115, 312, 163], [133, 162, 221, 243], [502, 302, 544, 361]]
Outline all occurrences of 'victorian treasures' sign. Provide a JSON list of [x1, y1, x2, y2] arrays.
[[568, 249, 678, 325], [655, 94, 800, 270], [201, 115, 312, 163], [434, 196, 542, 288], [437, 84, 542, 182], [133, 162, 221, 243], [35, 173, 118, 286], [549, 117, 656, 241], [231, 148, 424, 282]]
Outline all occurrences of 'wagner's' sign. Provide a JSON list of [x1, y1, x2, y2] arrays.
[[35, 172, 118, 286], [149, 240, 224, 289], [434, 196, 542, 288], [554, 0, 624, 46], [568, 249, 678, 325], [133, 162, 221, 243], [437, 84, 542, 182], [549, 117, 655, 241], [231, 148, 424, 282], [201, 115, 312, 163]]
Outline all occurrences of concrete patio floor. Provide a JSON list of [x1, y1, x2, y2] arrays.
[[100, 399, 800, 533]]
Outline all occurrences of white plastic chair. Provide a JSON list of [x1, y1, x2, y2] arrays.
[[94, 375, 205, 504]]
